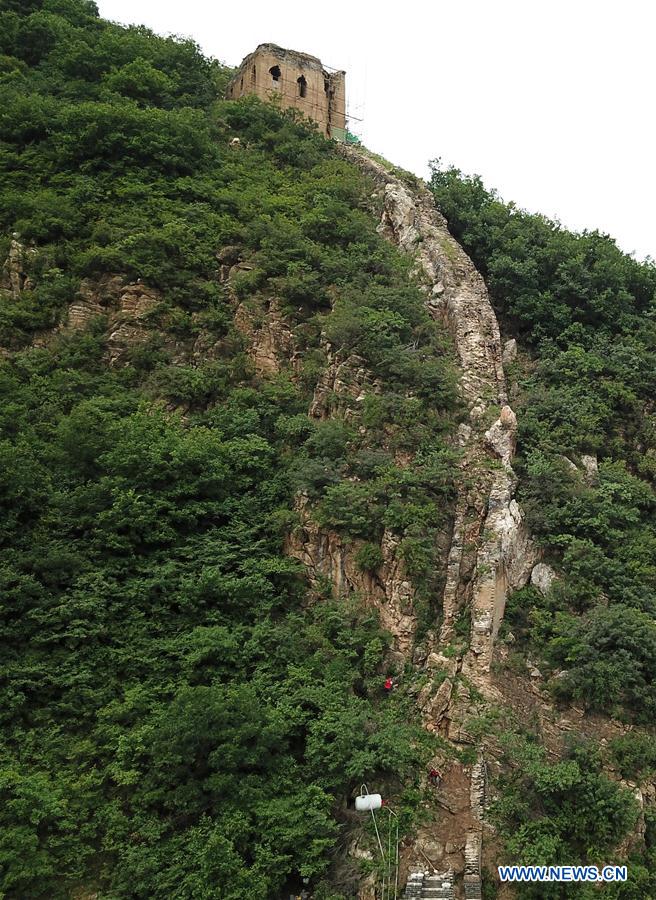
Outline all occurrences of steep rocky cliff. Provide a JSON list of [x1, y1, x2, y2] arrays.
[[335, 148, 537, 892], [214, 135, 542, 891], [2, 131, 647, 900], [7, 142, 637, 899]]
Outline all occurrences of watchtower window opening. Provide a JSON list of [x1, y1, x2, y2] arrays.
[[251, 64, 256, 82], [240, 77, 243, 90], [297, 75, 307, 98], [269, 65, 281, 82]]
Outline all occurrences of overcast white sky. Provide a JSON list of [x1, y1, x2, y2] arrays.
[[98, 0, 655, 261]]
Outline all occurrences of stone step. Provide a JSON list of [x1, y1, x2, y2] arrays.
[[422, 871, 455, 899], [403, 868, 456, 899], [464, 832, 482, 877], [463, 878, 483, 900], [402, 872, 425, 898]]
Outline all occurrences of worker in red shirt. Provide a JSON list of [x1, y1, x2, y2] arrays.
[[383, 676, 394, 696], [428, 767, 442, 787]]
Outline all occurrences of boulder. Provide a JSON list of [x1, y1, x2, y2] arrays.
[[426, 652, 458, 678], [484, 405, 517, 466], [502, 338, 517, 366], [581, 454, 598, 482], [531, 562, 557, 595]]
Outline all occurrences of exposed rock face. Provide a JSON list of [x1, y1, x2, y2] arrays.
[[418, 676, 454, 729], [279, 311, 422, 656], [234, 298, 298, 376], [560, 453, 599, 485], [348, 837, 377, 900], [64, 275, 161, 365], [286, 497, 418, 656], [484, 405, 517, 467], [560, 454, 579, 473], [44, 272, 242, 382], [105, 283, 159, 365], [66, 274, 120, 329], [232, 147, 537, 891], [374, 179, 506, 411], [340, 146, 536, 682], [1, 234, 37, 298], [426, 652, 458, 677], [309, 345, 381, 420], [222, 248, 306, 379], [502, 338, 517, 367], [581, 453, 599, 482], [221, 245, 419, 656], [338, 146, 538, 892], [216, 244, 246, 282]]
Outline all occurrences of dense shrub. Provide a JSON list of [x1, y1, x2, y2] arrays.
[[0, 3, 457, 896], [494, 736, 638, 898], [609, 732, 656, 781], [431, 163, 656, 725]]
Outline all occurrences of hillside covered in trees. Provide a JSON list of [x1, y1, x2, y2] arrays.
[[1, 1, 656, 899], [0, 2, 460, 897], [431, 164, 656, 721], [431, 164, 656, 896]]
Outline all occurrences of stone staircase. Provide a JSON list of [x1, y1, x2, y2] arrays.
[[403, 870, 455, 899], [463, 832, 482, 899], [470, 759, 486, 820], [402, 755, 486, 899], [462, 756, 485, 899]]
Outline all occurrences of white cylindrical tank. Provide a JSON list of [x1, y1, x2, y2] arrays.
[[355, 793, 382, 812]]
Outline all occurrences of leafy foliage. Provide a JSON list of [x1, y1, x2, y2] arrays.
[[609, 731, 656, 781], [494, 736, 638, 899], [431, 163, 656, 725], [0, 4, 458, 897], [432, 159, 656, 889], [429, 163, 656, 346]]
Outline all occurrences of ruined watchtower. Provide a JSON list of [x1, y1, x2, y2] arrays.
[[226, 44, 346, 140]]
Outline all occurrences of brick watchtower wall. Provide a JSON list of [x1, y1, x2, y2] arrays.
[[226, 43, 346, 139]]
